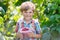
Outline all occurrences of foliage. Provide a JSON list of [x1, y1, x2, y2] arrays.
[[0, 0, 60, 40], [32, 0, 60, 40]]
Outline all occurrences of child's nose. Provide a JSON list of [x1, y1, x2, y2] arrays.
[[27, 12, 30, 14], [26, 13, 30, 16]]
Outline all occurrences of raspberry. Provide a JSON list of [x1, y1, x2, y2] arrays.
[[22, 28, 29, 31]]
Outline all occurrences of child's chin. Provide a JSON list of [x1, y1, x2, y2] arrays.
[[25, 18, 31, 20]]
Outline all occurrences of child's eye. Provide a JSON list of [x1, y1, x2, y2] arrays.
[[25, 12, 27, 13], [29, 11, 33, 13], [25, 11, 33, 14]]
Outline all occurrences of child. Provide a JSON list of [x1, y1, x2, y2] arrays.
[[15, 1, 42, 40]]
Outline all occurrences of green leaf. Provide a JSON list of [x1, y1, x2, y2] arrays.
[[0, 17, 4, 24]]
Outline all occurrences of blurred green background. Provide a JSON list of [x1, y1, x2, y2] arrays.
[[0, 0, 60, 40]]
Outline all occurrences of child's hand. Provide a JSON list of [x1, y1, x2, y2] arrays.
[[27, 32, 35, 38], [16, 32, 23, 39], [20, 33, 23, 39]]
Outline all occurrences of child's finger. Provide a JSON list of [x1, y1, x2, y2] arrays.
[[20, 33, 23, 39], [27, 32, 34, 38]]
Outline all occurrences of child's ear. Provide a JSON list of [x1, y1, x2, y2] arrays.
[[20, 12, 22, 15], [21, 11, 24, 15], [22, 11, 24, 14]]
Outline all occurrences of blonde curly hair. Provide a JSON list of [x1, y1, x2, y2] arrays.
[[20, 1, 35, 12]]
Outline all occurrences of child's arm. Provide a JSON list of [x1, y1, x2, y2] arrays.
[[35, 33, 42, 38], [15, 22, 23, 39], [34, 22, 42, 38], [16, 32, 23, 39]]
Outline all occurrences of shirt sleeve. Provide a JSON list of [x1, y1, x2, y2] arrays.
[[15, 22, 19, 33], [15, 18, 23, 33], [35, 22, 41, 34]]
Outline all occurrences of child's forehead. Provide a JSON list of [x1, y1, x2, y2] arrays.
[[27, 9, 33, 12]]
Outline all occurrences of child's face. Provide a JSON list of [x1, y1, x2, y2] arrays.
[[22, 9, 34, 21]]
